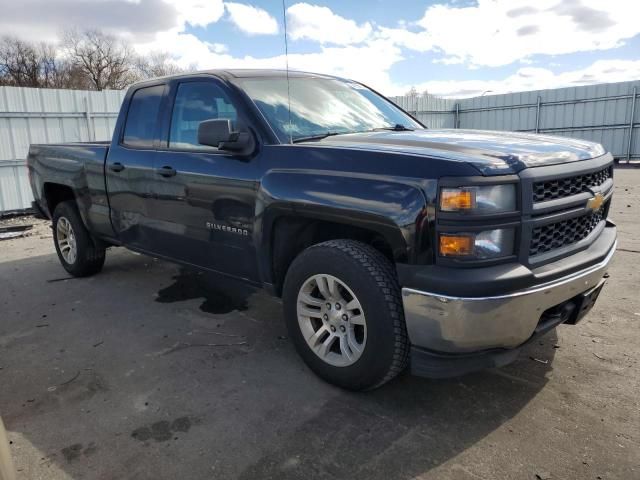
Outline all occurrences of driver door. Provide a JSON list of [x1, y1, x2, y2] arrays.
[[146, 78, 261, 282]]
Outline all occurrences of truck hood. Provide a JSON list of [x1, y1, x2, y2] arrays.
[[314, 129, 606, 175]]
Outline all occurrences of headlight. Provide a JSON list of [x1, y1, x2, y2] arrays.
[[439, 228, 515, 259], [440, 184, 516, 213]]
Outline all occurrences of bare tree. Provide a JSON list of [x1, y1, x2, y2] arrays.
[[62, 29, 136, 90], [0, 37, 73, 88], [1, 30, 190, 90], [135, 51, 184, 80], [0, 37, 41, 87], [405, 86, 418, 97]]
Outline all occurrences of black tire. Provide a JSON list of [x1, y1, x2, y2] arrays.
[[52, 201, 106, 277], [283, 239, 409, 391]]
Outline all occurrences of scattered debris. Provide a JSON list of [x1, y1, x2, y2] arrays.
[[617, 248, 640, 254], [0, 231, 27, 240], [46, 277, 76, 283], [59, 370, 81, 386], [0, 224, 33, 240], [530, 357, 549, 364], [201, 331, 242, 338], [0, 224, 33, 233], [187, 330, 243, 338], [154, 341, 247, 356]]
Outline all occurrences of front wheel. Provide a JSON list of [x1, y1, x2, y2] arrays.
[[52, 201, 106, 277], [283, 240, 409, 390]]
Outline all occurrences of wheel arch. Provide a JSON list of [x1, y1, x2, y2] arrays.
[[43, 182, 77, 218], [257, 170, 428, 295]]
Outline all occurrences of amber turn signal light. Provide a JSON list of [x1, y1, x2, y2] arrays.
[[439, 234, 474, 256], [440, 189, 474, 211]]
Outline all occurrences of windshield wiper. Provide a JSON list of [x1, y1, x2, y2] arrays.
[[292, 124, 413, 143], [291, 132, 346, 143], [370, 124, 414, 132]]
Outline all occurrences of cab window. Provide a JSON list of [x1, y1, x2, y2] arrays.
[[169, 82, 238, 150], [122, 85, 164, 148]]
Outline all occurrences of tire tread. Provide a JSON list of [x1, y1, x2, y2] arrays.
[[302, 239, 410, 389], [52, 201, 105, 277]]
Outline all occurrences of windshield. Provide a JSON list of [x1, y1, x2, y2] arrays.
[[235, 76, 423, 142]]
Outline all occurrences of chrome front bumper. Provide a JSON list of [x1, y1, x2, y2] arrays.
[[402, 242, 616, 354]]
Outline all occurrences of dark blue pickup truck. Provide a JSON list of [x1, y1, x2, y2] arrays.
[[28, 70, 616, 390]]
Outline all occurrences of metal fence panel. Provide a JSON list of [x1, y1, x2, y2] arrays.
[[392, 79, 640, 163], [390, 93, 457, 128], [0, 86, 125, 214], [2, 80, 640, 214]]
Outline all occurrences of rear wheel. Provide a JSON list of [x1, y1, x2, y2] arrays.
[[52, 201, 105, 277], [283, 239, 409, 390]]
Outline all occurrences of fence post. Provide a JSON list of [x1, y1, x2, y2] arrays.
[[627, 86, 637, 163], [535, 96, 541, 133], [84, 96, 94, 142], [455, 103, 459, 129]]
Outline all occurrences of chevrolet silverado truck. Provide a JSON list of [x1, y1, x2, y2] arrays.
[[27, 70, 616, 390]]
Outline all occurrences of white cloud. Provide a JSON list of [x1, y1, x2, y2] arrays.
[[5, 0, 640, 101], [286, 3, 372, 45], [225, 2, 279, 35], [412, 0, 640, 67], [133, 0, 640, 99], [402, 60, 640, 98], [163, 0, 224, 28], [375, 27, 432, 53]]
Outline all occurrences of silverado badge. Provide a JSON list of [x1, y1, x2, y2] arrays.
[[206, 222, 249, 236], [586, 192, 604, 212]]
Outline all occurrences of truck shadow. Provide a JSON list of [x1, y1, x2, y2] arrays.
[[1, 250, 557, 480], [238, 337, 556, 480]]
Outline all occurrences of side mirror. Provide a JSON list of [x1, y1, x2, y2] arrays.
[[197, 119, 254, 155]]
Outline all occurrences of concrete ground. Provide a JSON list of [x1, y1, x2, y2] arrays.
[[1, 169, 639, 480]]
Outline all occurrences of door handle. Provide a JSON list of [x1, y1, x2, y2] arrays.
[[157, 166, 177, 177], [109, 162, 125, 173]]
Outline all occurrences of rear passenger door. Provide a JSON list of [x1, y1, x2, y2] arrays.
[[147, 77, 261, 281], [106, 84, 165, 248]]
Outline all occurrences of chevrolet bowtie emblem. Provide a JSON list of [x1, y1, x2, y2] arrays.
[[586, 192, 604, 211]]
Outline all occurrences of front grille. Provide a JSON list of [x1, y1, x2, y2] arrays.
[[529, 206, 605, 256], [533, 166, 612, 203]]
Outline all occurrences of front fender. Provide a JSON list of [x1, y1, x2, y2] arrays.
[[256, 169, 431, 284]]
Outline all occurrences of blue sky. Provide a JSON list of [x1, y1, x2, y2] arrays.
[[3, 0, 640, 97]]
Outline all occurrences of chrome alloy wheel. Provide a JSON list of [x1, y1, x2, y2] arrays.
[[56, 216, 77, 264], [296, 274, 367, 367]]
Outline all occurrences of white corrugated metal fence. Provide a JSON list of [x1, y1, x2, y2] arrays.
[[0, 86, 126, 214], [1, 80, 639, 214], [391, 80, 640, 162]]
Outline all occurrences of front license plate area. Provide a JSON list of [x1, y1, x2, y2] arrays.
[[567, 278, 607, 325]]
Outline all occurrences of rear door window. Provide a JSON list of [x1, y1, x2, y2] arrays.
[[122, 85, 164, 148]]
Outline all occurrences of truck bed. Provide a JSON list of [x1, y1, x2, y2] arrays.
[[27, 142, 112, 235]]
